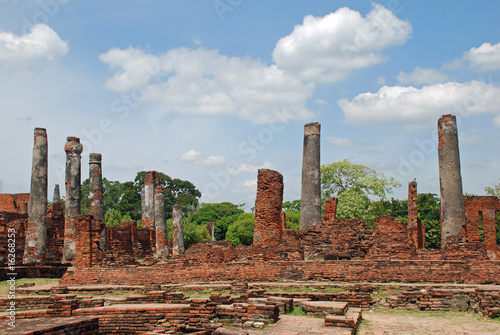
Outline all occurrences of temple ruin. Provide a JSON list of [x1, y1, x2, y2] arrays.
[[0, 114, 499, 334]]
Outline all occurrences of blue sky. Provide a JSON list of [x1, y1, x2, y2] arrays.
[[0, 0, 499, 210]]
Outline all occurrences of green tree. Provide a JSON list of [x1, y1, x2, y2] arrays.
[[320, 159, 401, 223], [284, 209, 300, 230], [321, 159, 401, 199], [283, 200, 301, 211], [104, 209, 132, 227], [282, 200, 301, 230], [226, 213, 255, 246], [183, 219, 211, 250], [134, 171, 201, 219], [188, 202, 244, 240], [485, 179, 500, 198]]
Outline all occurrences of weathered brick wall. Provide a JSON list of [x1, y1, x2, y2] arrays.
[[253, 169, 283, 245], [0, 193, 29, 214], [0, 212, 26, 265], [323, 198, 337, 221], [60, 259, 500, 285], [74, 215, 105, 268], [464, 196, 500, 254], [300, 219, 372, 260], [46, 202, 64, 263], [366, 216, 417, 260]]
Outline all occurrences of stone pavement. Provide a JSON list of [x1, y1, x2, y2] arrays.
[[248, 315, 352, 335]]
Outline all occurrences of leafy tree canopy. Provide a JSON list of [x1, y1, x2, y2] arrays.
[[485, 179, 500, 198], [320, 159, 401, 199], [226, 213, 255, 246], [188, 202, 244, 240]]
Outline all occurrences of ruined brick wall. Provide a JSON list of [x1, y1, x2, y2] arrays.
[[253, 169, 283, 245], [0, 212, 26, 265], [60, 259, 500, 285], [464, 196, 500, 253], [366, 216, 417, 260], [45, 202, 64, 263], [137, 228, 155, 258], [300, 219, 373, 260], [0, 194, 29, 214], [102, 221, 138, 265], [74, 215, 105, 268], [323, 198, 337, 221], [407, 181, 423, 249]]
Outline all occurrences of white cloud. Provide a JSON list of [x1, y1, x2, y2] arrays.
[[397, 67, 449, 85], [494, 115, 500, 128], [227, 161, 275, 175], [99, 47, 316, 124], [462, 42, 500, 71], [200, 155, 226, 166], [272, 4, 411, 82], [326, 136, 355, 146], [314, 98, 328, 104], [339, 81, 500, 126], [0, 24, 68, 73], [243, 179, 257, 187], [180, 150, 200, 161]]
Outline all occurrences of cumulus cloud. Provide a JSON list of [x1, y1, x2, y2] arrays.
[[339, 81, 500, 126], [227, 161, 275, 175], [462, 42, 500, 71], [272, 4, 411, 82], [494, 115, 500, 128], [0, 24, 68, 73], [397, 67, 449, 85], [326, 136, 356, 146], [180, 150, 200, 161], [200, 155, 226, 166], [99, 47, 316, 124]]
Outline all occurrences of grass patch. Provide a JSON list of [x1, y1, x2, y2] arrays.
[[0, 278, 59, 296], [287, 306, 307, 316]]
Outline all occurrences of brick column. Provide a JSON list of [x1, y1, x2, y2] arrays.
[[438, 115, 466, 246], [300, 122, 321, 229], [142, 171, 157, 228], [63, 137, 83, 263], [253, 169, 283, 245], [89, 153, 106, 251], [23, 128, 48, 264], [172, 204, 184, 256], [154, 184, 168, 258], [323, 197, 338, 221], [407, 181, 420, 248]]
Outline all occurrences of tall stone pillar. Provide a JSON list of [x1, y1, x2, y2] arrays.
[[172, 204, 184, 256], [89, 153, 104, 221], [407, 181, 419, 247], [253, 169, 283, 244], [438, 114, 466, 246], [142, 171, 157, 228], [300, 122, 321, 230], [53, 184, 61, 203], [89, 153, 106, 251], [63, 137, 83, 263], [23, 127, 48, 264], [154, 184, 168, 258]]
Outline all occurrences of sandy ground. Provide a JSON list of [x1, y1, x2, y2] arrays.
[[357, 310, 500, 335]]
